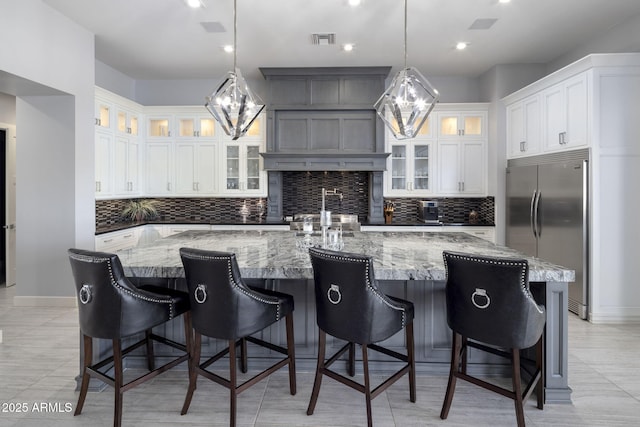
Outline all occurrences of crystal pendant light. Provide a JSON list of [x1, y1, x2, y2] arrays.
[[374, 0, 439, 140], [204, 0, 264, 140]]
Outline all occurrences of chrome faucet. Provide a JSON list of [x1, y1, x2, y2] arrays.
[[321, 188, 342, 247], [321, 187, 343, 212]]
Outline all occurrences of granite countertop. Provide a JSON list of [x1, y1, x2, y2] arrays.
[[118, 230, 573, 283], [361, 221, 495, 227], [96, 220, 494, 235], [96, 220, 289, 235]]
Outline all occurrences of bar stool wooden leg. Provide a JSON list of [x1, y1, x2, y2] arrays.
[[181, 332, 201, 415], [348, 342, 356, 377], [440, 332, 461, 419], [307, 330, 326, 416], [362, 344, 373, 427], [229, 339, 237, 427], [536, 336, 544, 410], [239, 338, 248, 374], [285, 314, 297, 395], [113, 339, 124, 427], [512, 349, 525, 427], [145, 330, 155, 371], [406, 321, 416, 403], [74, 334, 92, 416], [182, 312, 194, 380]]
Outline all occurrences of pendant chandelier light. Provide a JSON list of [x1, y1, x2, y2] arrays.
[[374, 0, 440, 140], [204, 0, 265, 140]]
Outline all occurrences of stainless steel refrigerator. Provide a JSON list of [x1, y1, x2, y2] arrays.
[[506, 149, 589, 319]]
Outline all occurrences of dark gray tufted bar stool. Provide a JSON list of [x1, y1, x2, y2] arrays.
[[179, 247, 296, 427], [68, 248, 192, 427], [307, 247, 416, 427], [440, 250, 546, 427]]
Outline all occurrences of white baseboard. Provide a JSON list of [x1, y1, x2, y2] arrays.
[[13, 296, 77, 308], [590, 311, 640, 324]]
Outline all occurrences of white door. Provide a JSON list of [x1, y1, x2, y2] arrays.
[[2, 123, 16, 287]]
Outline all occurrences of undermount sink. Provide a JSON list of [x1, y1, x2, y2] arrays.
[[290, 213, 360, 231]]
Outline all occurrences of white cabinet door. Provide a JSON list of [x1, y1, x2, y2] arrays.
[[385, 141, 434, 196], [437, 141, 486, 195], [145, 142, 174, 195], [437, 142, 460, 194], [221, 142, 266, 196], [437, 112, 486, 139], [460, 141, 485, 194], [175, 142, 218, 195], [507, 95, 541, 158], [175, 115, 216, 139], [147, 115, 174, 139], [95, 129, 113, 197], [95, 97, 112, 129], [113, 136, 139, 195], [543, 73, 588, 151], [95, 228, 140, 252], [116, 107, 139, 137]]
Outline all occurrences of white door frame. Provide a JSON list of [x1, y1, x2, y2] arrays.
[[1, 122, 16, 287]]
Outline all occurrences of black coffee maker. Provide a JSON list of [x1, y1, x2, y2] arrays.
[[418, 201, 440, 223]]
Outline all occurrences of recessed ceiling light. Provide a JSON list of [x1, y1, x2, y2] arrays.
[[223, 45, 234, 53], [456, 42, 468, 50], [343, 43, 355, 52], [499, 0, 511, 3], [348, 0, 362, 6], [185, 0, 204, 8]]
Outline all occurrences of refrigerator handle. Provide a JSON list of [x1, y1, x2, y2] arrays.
[[534, 190, 542, 238], [530, 190, 538, 238]]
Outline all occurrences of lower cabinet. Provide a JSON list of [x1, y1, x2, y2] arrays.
[[95, 228, 140, 252]]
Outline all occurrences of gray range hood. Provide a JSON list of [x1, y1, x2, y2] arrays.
[[259, 67, 391, 172]]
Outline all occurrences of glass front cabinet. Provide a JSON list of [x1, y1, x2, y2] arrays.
[[386, 142, 434, 196], [221, 142, 266, 196], [385, 115, 434, 196]]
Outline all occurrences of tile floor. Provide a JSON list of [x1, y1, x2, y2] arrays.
[[1, 284, 639, 426]]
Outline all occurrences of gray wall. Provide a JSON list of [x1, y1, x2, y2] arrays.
[[0, 93, 16, 124], [0, 0, 95, 300], [548, 12, 640, 74]]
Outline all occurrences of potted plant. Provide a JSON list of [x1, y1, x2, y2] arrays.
[[121, 199, 159, 222]]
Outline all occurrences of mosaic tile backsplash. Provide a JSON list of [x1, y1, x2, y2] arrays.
[[96, 172, 494, 229]]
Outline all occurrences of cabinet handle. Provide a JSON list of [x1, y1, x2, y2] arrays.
[[103, 238, 113, 243], [559, 131, 567, 145], [95, 181, 100, 192], [461, 182, 464, 192], [167, 182, 171, 191], [520, 141, 526, 152]]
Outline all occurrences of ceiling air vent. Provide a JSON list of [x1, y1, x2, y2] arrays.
[[200, 21, 226, 33], [311, 33, 336, 45]]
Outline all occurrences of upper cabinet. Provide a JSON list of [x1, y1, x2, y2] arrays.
[[436, 140, 486, 196], [507, 94, 541, 158], [383, 104, 488, 197], [504, 67, 592, 159], [95, 97, 112, 129], [437, 111, 487, 139], [116, 108, 139, 136], [385, 117, 435, 196], [542, 73, 588, 152], [147, 115, 174, 139], [141, 106, 267, 198], [94, 87, 143, 199], [176, 115, 216, 139]]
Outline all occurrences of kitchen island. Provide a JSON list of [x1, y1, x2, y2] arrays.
[[116, 230, 573, 403]]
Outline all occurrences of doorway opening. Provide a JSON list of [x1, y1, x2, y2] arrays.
[[1, 128, 5, 286]]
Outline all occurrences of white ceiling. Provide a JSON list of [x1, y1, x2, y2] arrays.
[[43, 0, 640, 82]]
